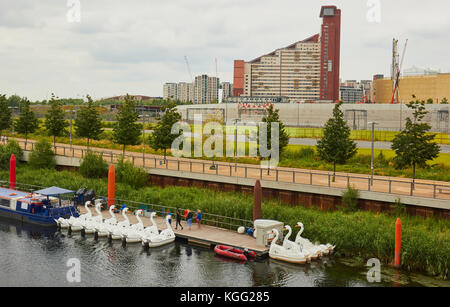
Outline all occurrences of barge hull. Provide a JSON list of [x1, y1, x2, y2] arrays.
[[0, 207, 56, 227]]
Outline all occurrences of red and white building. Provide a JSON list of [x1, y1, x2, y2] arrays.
[[233, 5, 341, 103]]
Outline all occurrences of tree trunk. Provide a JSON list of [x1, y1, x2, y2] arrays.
[[25, 133, 28, 150], [53, 136, 56, 152], [122, 144, 126, 157], [87, 138, 90, 150], [164, 149, 167, 164], [412, 163, 416, 190], [333, 162, 336, 182]]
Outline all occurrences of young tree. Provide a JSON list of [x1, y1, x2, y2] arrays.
[[0, 94, 12, 138], [441, 97, 448, 104], [112, 94, 141, 156], [317, 102, 357, 181], [44, 94, 69, 151], [14, 98, 39, 148], [391, 96, 440, 188], [149, 102, 182, 162], [28, 139, 56, 170], [74, 95, 103, 149], [259, 104, 289, 174]]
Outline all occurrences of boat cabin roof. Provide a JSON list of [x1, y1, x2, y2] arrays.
[[0, 187, 45, 204], [0, 187, 33, 199]]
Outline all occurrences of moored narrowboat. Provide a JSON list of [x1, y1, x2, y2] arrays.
[[0, 186, 79, 227]]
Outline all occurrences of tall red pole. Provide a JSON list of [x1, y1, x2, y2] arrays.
[[108, 164, 115, 208], [10, 154, 16, 190], [394, 218, 402, 268]]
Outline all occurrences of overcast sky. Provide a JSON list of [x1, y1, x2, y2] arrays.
[[1, 0, 449, 101]]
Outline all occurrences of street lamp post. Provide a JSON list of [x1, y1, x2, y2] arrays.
[[68, 109, 77, 149], [368, 121, 378, 186], [141, 113, 147, 167]]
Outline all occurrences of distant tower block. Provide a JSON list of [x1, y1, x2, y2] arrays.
[[319, 6, 341, 102]]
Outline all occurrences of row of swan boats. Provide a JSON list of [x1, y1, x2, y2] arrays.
[[268, 224, 335, 264], [55, 201, 175, 247]]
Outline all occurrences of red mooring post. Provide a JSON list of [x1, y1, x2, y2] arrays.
[[10, 154, 16, 190], [394, 218, 402, 268], [253, 179, 262, 222], [108, 164, 115, 208]]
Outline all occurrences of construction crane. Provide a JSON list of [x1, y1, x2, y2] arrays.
[[184, 56, 194, 83], [390, 39, 408, 104]]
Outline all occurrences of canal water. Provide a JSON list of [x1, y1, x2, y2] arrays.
[[0, 218, 446, 287]]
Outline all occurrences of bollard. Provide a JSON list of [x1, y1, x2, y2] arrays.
[[108, 165, 115, 208], [394, 218, 401, 268], [10, 154, 16, 190], [68, 225, 72, 236]]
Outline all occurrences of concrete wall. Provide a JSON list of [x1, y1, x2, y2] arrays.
[[176, 103, 450, 132]]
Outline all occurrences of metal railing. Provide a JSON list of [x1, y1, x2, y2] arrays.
[[0, 180, 254, 230], [285, 126, 450, 144], [13, 139, 450, 201]]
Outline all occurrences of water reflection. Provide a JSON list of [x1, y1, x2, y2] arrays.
[[0, 217, 435, 287]]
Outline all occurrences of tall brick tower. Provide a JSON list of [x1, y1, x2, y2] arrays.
[[233, 60, 245, 97], [319, 6, 341, 102]]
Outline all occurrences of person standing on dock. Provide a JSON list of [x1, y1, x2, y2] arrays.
[[196, 209, 202, 229], [186, 210, 193, 230], [167, 211, 173, 226], [175, 208, 183, 230]]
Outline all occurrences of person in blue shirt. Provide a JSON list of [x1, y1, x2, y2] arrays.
[[186, 210, 193, 230], [167, 211, 172, 226], [196, 209, 202, 229]]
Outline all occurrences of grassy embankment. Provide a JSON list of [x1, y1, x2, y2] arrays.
[[0, 165, 448, 279]]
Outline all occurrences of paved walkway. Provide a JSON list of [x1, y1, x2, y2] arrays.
[[13, 138, 450, 201], [289, 138, 450, 154]]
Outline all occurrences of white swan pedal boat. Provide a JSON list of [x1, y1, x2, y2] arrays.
[[141, 214, 175, 248], [268, 228, 309, 264]]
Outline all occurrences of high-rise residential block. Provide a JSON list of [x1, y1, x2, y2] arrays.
[[233, 5, 341, 103], [194, 75, 219, 104], [221, 82, 233, 101], [163, 83, 178, 100], [177, 82, 194, 103]]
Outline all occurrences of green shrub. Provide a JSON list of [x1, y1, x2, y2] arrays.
[[28, 139, 55, 169], [79, 151, 108, 178], [0, 140, 23, 170], [391, 198, 407, 216], [341, 185, 359, 213], [115, 158, 148, 188]]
